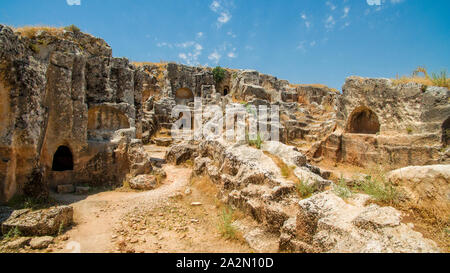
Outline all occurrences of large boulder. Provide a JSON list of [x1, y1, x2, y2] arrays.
[[165, 144, 197, 165], [29, 236, 54, 249], [242, 84, 271, 101], [287, 191, 440, 253], [261, 141, 307, 167], [387, 164, 450, 221], [127, 140, 153, 176], [129, 175, 157, 191], [1, 206, 73, 236]]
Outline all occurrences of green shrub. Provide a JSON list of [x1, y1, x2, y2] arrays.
[[248, 133, 263, 149], [212, 66, 226, 84], [3, 227, 21, 240], [333, 176, 353, 199], [295, 180, 316, 199], [355, 176, 400, 205], [28, 43, 40, 53], [219, 207, 236, 239], [64, 24, 81, 33]]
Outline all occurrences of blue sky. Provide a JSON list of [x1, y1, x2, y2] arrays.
[[1, 0, 449, 90]]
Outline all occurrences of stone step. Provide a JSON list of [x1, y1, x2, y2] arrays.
[[160, 123, 173, 130], [150, 157, 166, 168], [154, 137, 173, 147]]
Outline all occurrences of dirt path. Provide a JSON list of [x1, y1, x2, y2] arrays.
[[52, 148, 251, 253], [53, 165, 191, 253]]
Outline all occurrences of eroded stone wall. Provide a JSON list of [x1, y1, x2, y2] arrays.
[[0, 25, 152, 201]]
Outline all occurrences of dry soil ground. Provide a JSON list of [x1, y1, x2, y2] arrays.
[[46, 146, 252, 253]]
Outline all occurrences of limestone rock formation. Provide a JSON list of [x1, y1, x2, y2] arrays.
[[129, 175, 157, 191], [29, 236, 53, 249], [0, 24, 153, 202], [318, 77, 450, 168], [387, 165, 450, 221], [1, 206, 73, 236], [282, 191, 440, 253], [165, 144, 198, 165]]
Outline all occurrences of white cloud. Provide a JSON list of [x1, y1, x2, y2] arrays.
[[66, 0, 81, 5], [367, 0, 404, 5], [325, 15, 336, 30], [300, 12, 312, 29], [177, 41, 203, 66], [296, 40, 316, 52], [326, 1, 337, 11], [227, 31, 237, 38], [218, 12, 231, 24], [208, 50, 221, 64], [227, 52, 237, 58], [367, 0, 381, 5], [157, 42, 173, 48], [210, 1, 232, 28], [176, 41, 195, 48], [210, 1, 221, 12], [342, 7, 350, 18], [196, 32, 204, 38]]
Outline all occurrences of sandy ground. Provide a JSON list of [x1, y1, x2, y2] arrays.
[[50, 156, 251, 253]]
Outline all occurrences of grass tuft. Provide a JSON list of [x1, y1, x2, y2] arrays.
[[14, 25, 64, 39], [3, 227, 21, 240], [247, 132, 263, 150], [332, 176, 353, 199], [295, 180, 316, 199], [392, 67, 450, 88], [355, 176, 400, 205], [218, 206, 237, 240], [64, 24, 80, 33]]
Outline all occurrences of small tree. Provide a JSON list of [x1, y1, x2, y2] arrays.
[[212, 66, 226, 84]]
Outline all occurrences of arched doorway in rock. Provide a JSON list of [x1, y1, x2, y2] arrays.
[[443, 117, 450, 146], [52, 146, 74, 171], [346, 106, 380, 134], [175, 88, 194, 105], [223, 86, 230, 96]]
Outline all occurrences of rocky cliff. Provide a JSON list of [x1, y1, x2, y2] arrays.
[[0, 25, 152, 202]]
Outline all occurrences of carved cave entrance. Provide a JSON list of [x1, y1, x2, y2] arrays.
[[223, 86, 230, 96], [347, 107, 380, 134], [52, 146, 74, 171], [175, 88, 194, 105]]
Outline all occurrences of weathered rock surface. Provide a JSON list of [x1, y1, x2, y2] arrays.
[[242, 84, 271, 101], [261, 141, 307, 167], [1, 206, 73, 236], [129, 175, 157, 191], [165, 144, 197, 165], [195, 140, 310, 235], [154, 137, 173, 147], [387, 164, 450, 220], [282, 191, 440, 253], [318, 77, 450, 168], [57, 184, 75, 194], [75, 186, 90, 195], [3, 237, 31, 249], [29, 236, 54, 249], [0, 24, 152, 202]]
